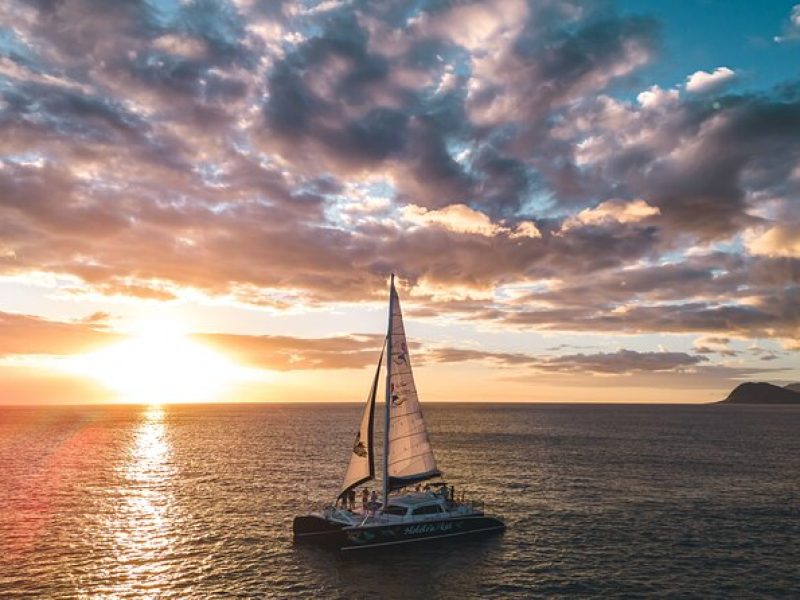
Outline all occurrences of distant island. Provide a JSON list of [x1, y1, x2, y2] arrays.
[[719, 382, 800, 404]]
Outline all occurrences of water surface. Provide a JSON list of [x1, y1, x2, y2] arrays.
[[1, 403, 798, 598]]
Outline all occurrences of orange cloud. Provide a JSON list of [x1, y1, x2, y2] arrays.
[[0, 311, 119, 357]]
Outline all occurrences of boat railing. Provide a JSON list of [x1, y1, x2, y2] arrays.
[[444, 492, 485, 515]]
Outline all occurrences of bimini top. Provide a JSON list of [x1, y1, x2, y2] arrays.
[[385, 492, 447, 509]]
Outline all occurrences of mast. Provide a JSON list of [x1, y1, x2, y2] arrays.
[[382, 273, 395, 510]]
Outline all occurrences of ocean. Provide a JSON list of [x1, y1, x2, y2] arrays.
[[1, 403, 798, 598]]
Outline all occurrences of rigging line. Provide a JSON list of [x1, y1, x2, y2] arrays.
[[388, 450, 436, 467], [389, 409, 423, 420], [387, 430, 427, 443]]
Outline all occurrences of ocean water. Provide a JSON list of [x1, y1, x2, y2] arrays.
[[1, 403, 798, 599]]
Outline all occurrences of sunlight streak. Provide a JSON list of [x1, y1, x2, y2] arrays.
[[104, 405, 175, 593]]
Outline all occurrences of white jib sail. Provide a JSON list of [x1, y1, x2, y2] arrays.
[[386, 282, 441, 490], [339, 345, 383, 499]]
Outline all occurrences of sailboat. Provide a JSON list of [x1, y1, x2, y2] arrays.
[[293, 274, 505, 550]]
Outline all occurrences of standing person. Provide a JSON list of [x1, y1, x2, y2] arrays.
[[370, 490, 378, 515], [361, 488, 369, 513]]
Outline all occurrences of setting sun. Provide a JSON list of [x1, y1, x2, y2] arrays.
[[64, 318, 260, 404]]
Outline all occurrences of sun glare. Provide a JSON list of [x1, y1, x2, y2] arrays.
[[66, 317, 260, 403]]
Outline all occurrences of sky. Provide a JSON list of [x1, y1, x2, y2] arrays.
[[0, 0, 798, 405]]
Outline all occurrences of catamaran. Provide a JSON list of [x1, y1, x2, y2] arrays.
[[293, 274, 505, 550]]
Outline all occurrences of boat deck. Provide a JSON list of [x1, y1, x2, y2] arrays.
[[321, 491, 487, 528]]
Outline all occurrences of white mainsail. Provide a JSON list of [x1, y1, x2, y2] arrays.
[[386, 279, 441, 491], [339, 345, 383, 499]]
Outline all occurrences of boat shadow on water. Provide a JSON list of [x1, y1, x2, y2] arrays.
[[292, 533, 507, 597], [294, 529, 505, 561]]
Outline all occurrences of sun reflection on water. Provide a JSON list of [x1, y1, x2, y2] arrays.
[[106, 405, 177, 594]]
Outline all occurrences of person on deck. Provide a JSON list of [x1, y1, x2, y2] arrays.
[[361, 488, 369, 513], [370, 490, 378, 515]]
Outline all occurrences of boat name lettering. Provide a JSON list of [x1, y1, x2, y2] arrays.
[[404, 522, 453, 535]]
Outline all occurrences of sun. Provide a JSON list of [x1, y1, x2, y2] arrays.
[[67, 317, 257, 404]]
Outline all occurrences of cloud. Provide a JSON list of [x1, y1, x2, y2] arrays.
[[510, 221, 542, 239], [693, 335, 738, 357], [554, 84, 800, 240], [0, 311, 119, 357], [636, 85, 680, 110], [745, 222, 800, 258], [0, 308, 723, 379], [685, 67, 737, 93], [197, 332, 386, 370], [466, 11, 659, 128], [401, 203, 540, 238], [501, 291, 800, 343], [561, 198, 659, 231], [0, 309, 386, 371], [426, 346, 708, 375], [402, 204, 503, 237], [0, 0, 797, 371], [538, 349, 707, 374], [774, 4, 800, 43]]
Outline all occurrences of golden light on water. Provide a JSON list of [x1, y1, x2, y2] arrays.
[[64, 317, 265, 404], [107, 404, 175, 591]]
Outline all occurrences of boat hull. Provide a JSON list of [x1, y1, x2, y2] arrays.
[[293, 514, 505, 550]]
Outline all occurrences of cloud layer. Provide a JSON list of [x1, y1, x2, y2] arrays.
[[0, 0, 798, 393], [4, 310, 784, 386]]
